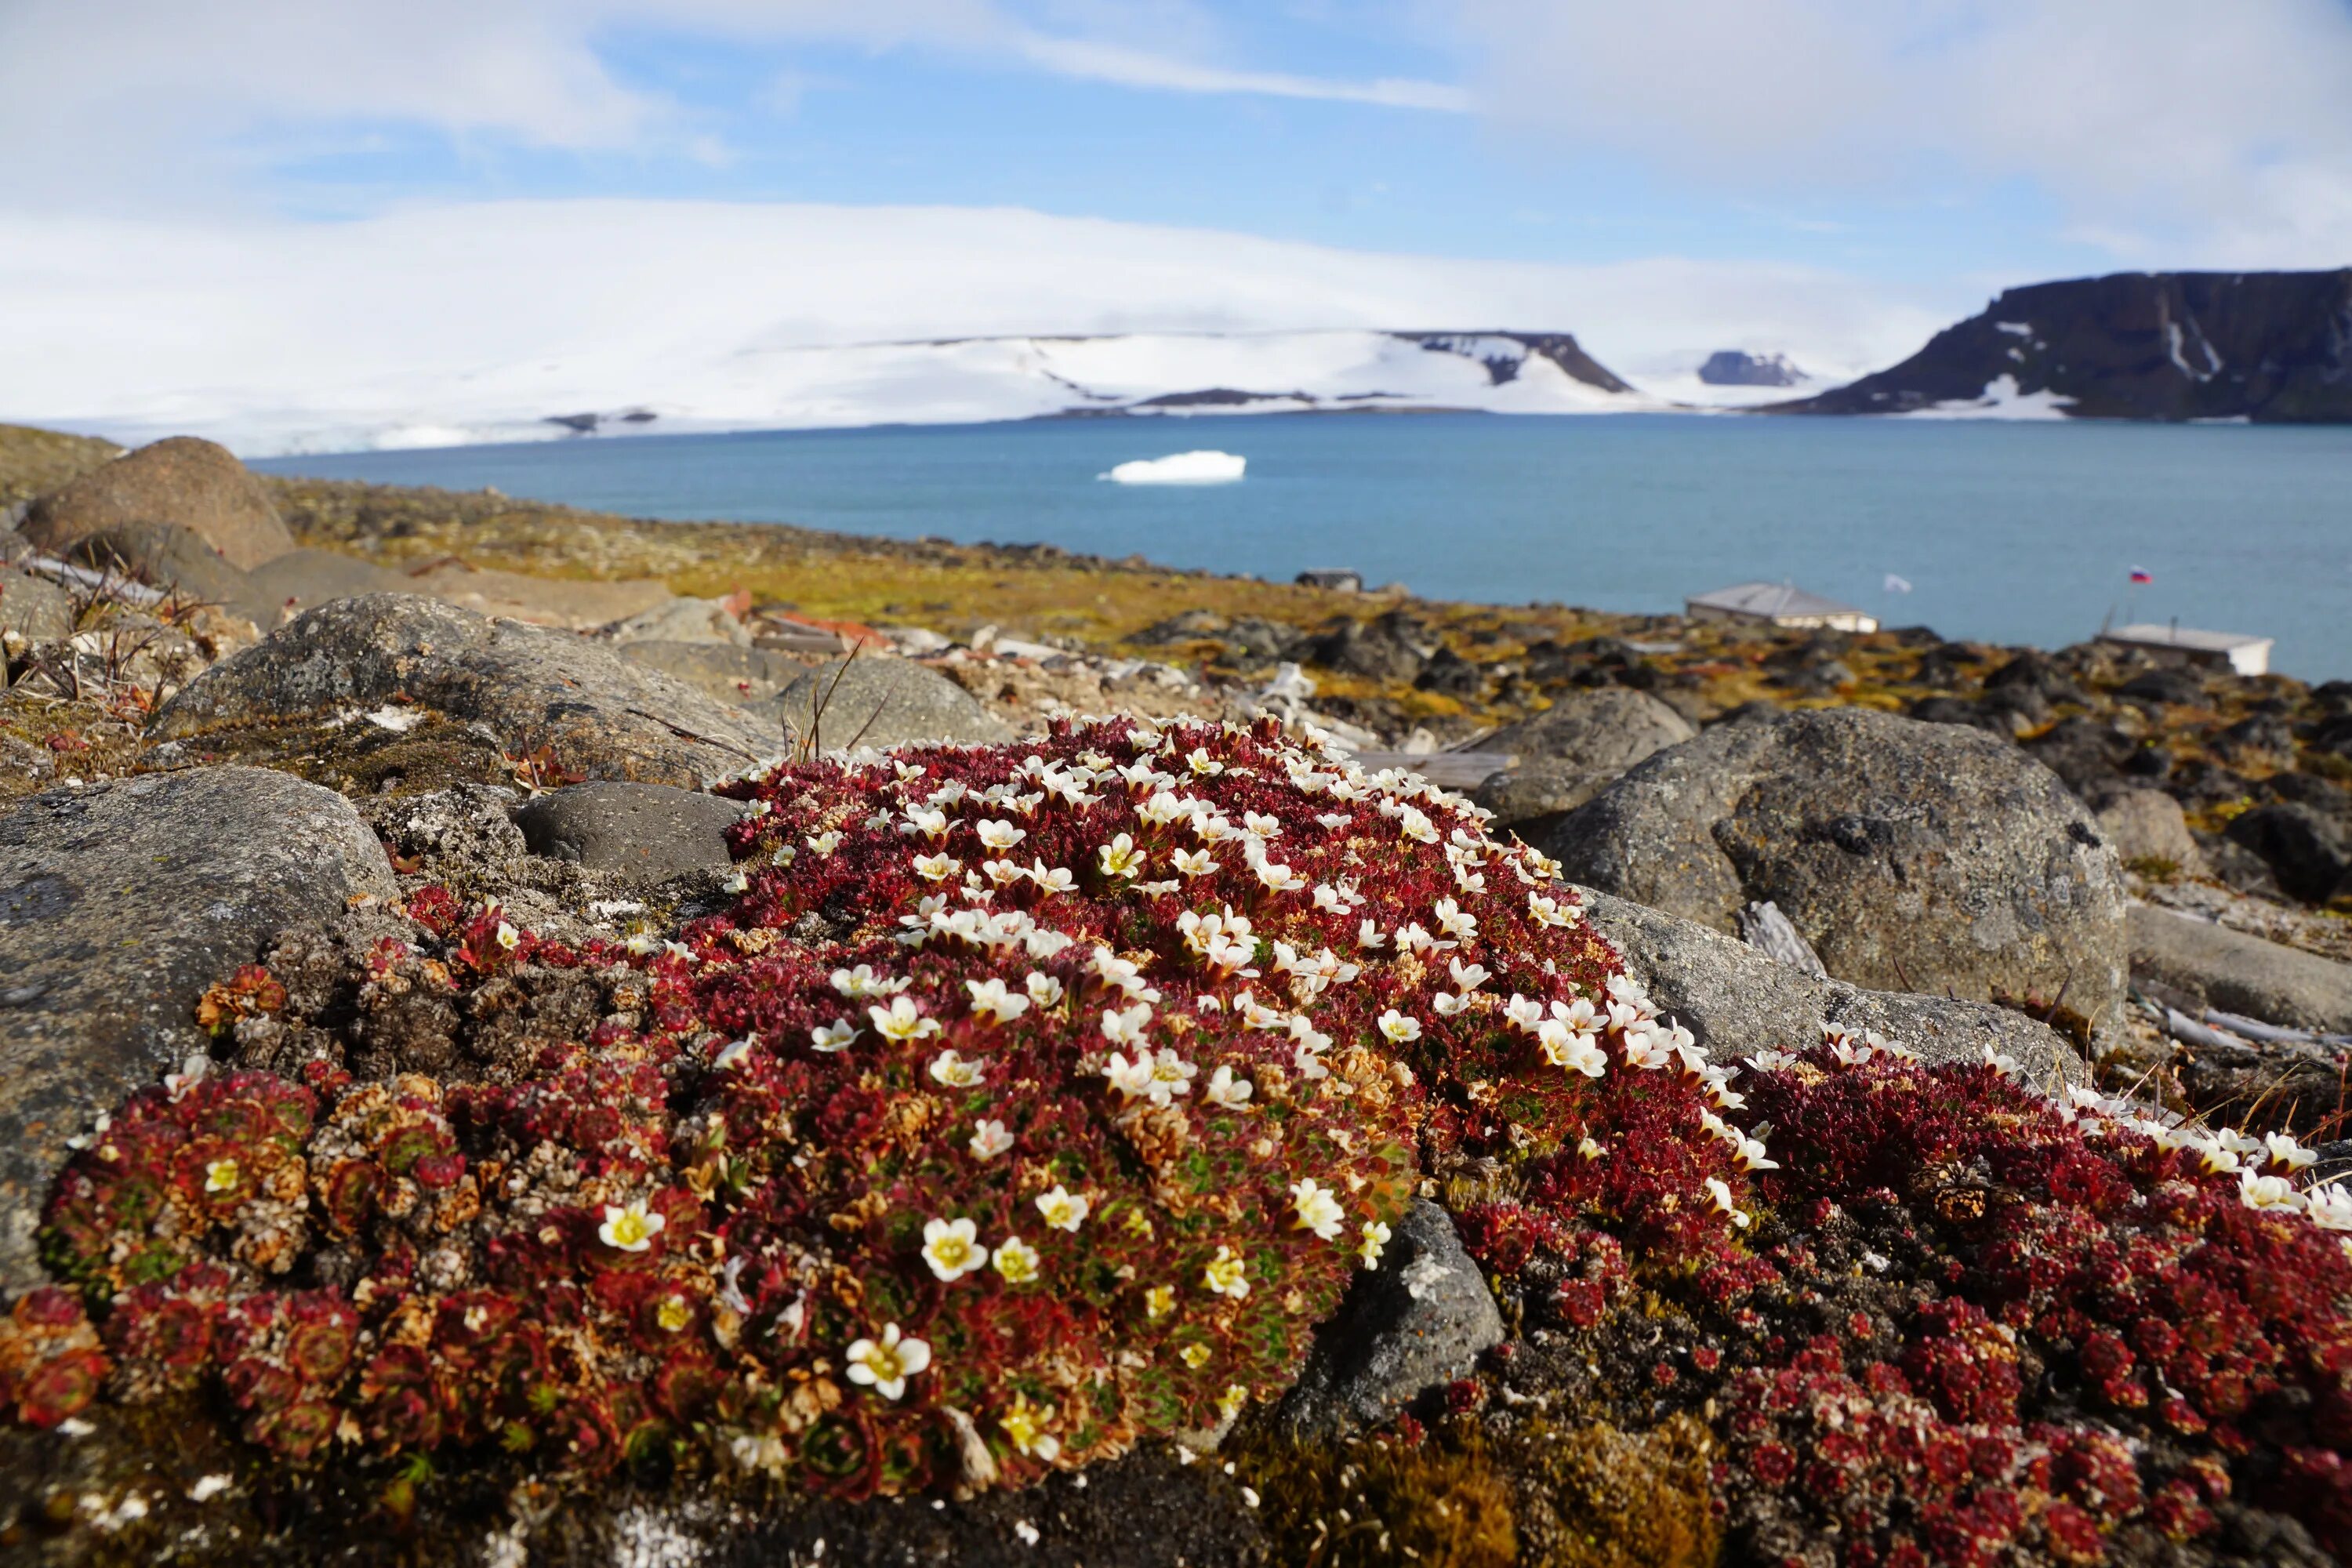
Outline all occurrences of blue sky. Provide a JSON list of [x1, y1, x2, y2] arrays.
[[2, 1, 2350, 439]]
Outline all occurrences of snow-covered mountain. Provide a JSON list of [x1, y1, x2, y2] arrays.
[[227, 330, 1662, 455]]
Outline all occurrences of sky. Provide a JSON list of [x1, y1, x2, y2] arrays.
[[3, 2, 2350, 443]]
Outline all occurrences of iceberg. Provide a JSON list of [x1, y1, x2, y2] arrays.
[[1100, 450, 1247, 485]]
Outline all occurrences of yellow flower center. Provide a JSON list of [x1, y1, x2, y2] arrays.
[[204, 1159, 239, 1195]]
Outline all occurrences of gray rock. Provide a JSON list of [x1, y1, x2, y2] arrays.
[[368, 783, 528, 874], [242, 546, 414, 621], [1577, 885, 2080, 1082], [1, 565, 74, 649], [619, 639, 807, 706], [1466, 687, 1695, 766], [2226, 802, 2352, 905], [1470, 759, 1622, 828], [150, 593, 787, 789], [63, 521, 268, 625], [2096, 789, 2207, 877], [605, 596, 751, 647], [1278, 1200, 1503, 1438], [513, 782, 746, 882], [1737, 898, 1827, 977], [764, 655, 1015, 751], [1538, 707, 2127, 1027], [2127, 906, 2352, 1035], [0, 768, 397, 1291], [22, 435, 294, 570]]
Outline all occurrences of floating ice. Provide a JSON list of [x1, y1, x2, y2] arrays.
[[1100, 450, 1247, 485]]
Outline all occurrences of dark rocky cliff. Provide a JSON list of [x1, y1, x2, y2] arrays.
[[1778, 269, 2352, 422]]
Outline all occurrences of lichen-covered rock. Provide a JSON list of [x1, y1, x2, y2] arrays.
[[241, 546, 412, 620], [2128, 905, 2352, 1035], [22, 437, 294, 571], [1, 567, 74, 652], [61, 521, 269, 627], [1277, 1200, 1504, 1438], [149, 593, 786, 789], [764, 654, 1015, 750], [619, 638, 805, 706], [1576, 885, 2079, 1081], [1468, 687, 1694, 768], [2096, 786, 2208, 876], [1538, 707, 2128, 1027], [511, 781, 746, 883], [0, 768, 396, 1292]]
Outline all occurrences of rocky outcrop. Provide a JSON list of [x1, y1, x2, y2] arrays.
[[22, 437, 296, 568], [619, 639, 805, 706], [149, 593, 785, 789], [1780, 269, 2352, 423], [2127, 906, 2352, 1035], [62, 521, 271, 626], [1467, 688, 1695, 828], [1278, 1201, 1504, 1438], [1537, 708, 2128, 1025], [0, 769, 396, 1291], [1698, 350, 1806, 387], [1577, 885, 2080, 1081], [766, 655, 1015, 750]]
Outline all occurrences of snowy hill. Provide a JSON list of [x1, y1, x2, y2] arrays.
[[221, 330, 1660, 456]]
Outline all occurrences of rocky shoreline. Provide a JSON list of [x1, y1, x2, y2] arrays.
[[5, 429, 2352, 1566]]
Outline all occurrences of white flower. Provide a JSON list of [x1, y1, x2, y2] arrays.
[[1577, 1135, 1606, 1162], [1289, 1178, 1346, 1241], [967, 977, 1032, 1024], [1356, 919, 1387, 949], [869, 996, 941, 1044], [1397, 922, 1440, 955], [1035, 1185, 1089, 1232], [1504, 995, 1546, 1034], [1202, 1244, 1250, 1298], [913, 852, 961, 882], [1704, 1177, 1751, 1230], [832, 964, 909, 999], [713, 1038, 755, 1070], [600, 1201, 666, 1252], [1432, 992, 1470, 1017], [1024, 971, 1065, 1007], [204, 1158, 240, 1195], [810, 1017, 858, 1053], [993, 1236, 1042, 1287], [1138, 791, 1190, 828], [1432, 898, 1478, 942], [977, 818, 1025, 852], [1745, 1050, 1799, 1073], [2241, 1169, 2307, 1212], [2266, 1132, 2318, 1172], [929, 1050, 986, 1087], [1203, 1065, 1254, 1108], [901, 807, 950, 841], [1525, 893, 1576, 928], [721, 869, 750, 895], [1029, 862, 1076, 897], [980, 858, 1027, 887], [625, 933, 662, 956], [1243, 811, 1282, 838], [805, 830, 844, 858], [844, 1323, 931, 1399], [1185, 747, 1225, 776], [1316, 812, 1351, 829], [1254, 858, 1306, 894], [921, 1217, 989, 1282], [1537, 1021, 1610, 1078], [1099, 833, 1148, 878], [494, 920, 520, 951], [1147, 1047, 1199, 1102], [1448, 959, 1491, 994], [1174, 848, 1218, 878], [1356, 1220, 1392, 1269], [969, 1120, 1015, 1160], [1378, 1010, 1423, 1044], [1101, 1002, 1154, 1047], [2307, 1184, 2352, 1232], [1733, 1137, 1780, 1171]]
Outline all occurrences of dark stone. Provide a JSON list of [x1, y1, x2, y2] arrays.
[[513, 782, 746, 883], [1413, 644, 1484, 696], [1277, 1200, 1504, 1437], [1537, 707, 2128, 1022], [2216, 712, 2297, 765], [1984, 650, 2088, 707], [2023, 716, 2134, 795], [1223, 616, 1303, 661], [1305, 611, 1426, 683], [2117, 668, 2205, 707], [1907, 695, 2007, 734], [241, 546, 414, 620], [2226, 802, 2352, 903], [62, 521, 271, 626], [1, 566, 75, 648], [2128, 906, 2352, 1034], [0, 768, 397, 1290]]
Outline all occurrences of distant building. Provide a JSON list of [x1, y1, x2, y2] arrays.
[[1685, 582, 1878, 634], [1296, 568, 1363, 593], [2098, 622, 2272, 677]]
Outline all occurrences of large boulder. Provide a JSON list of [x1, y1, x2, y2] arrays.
[[1577, 886, 2080, 1081], [1537, 708, 2128, 1025], [21, 437, 294, 570], [0, 768, 397, 1291], [764, 655, 1015, 750], [2096, 788, 2207, 877], [619, 638, 805, 706], [149, 594, 786, 790], [242, 546, 413, 621], [2127, 906, 2352, 1035], [0, 566, 74, 652], [62, 521, 271, 626], [1468, 688, 1697, 829], [2226, 801, 2352, 905], [604, 595, 751, 647]]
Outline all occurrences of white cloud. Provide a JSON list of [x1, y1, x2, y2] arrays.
[[0, 198, 1947, 448], [0, 0, 1466, 212], [1454, 0, 2352, 267]]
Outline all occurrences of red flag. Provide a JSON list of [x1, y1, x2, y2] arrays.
[[2129, 568, 2153, 585]]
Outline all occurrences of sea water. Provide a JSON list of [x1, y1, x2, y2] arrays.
[[253, 413, 2352, 680]]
